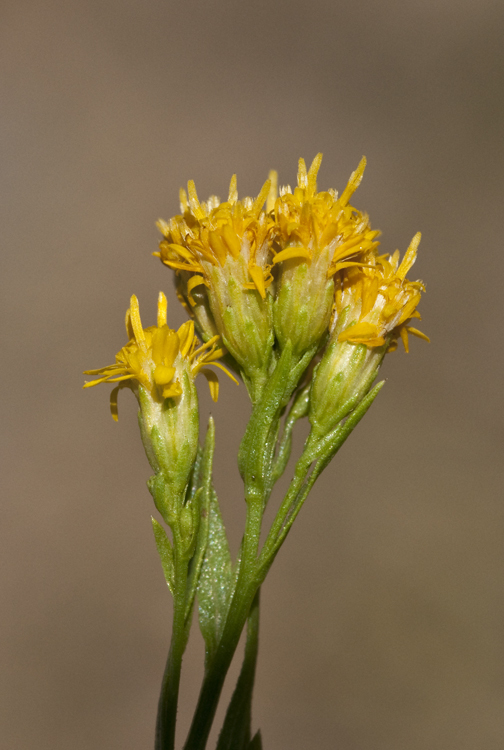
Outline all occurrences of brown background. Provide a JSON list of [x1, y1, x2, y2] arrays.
[[2, 1, 504, 748]]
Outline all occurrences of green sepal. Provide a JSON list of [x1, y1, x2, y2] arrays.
[[151, 517, 175, 595], [184, 418, 215, 623], [197, 486, 233, 664]]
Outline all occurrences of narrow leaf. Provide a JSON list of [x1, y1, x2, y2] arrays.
[[185, 418, 215, 623], [197, 486, 233, 662]]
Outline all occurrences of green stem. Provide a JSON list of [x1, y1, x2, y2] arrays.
[[155, 537, 190, 750], [259, 381, 386, 576], [183, 502, 262, 750], [216, 589, 261, 750]]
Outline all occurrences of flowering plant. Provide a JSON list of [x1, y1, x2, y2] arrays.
[[84, 154, 428, 749]]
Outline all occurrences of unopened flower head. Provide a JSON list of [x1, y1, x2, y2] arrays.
[[84, 293, 236, 495], [271, 154, 380, 357], [155, 177, 277, 391], [310, 234, 429, 436]]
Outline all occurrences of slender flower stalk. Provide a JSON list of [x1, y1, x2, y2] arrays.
[[85, 153, 428, 750]]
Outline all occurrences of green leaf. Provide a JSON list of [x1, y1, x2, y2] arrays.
[[151, 517, 175, 595], [197, 486, 233, 662]]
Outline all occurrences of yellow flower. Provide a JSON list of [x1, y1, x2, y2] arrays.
[[155, 175, 279, 398], [155, 175, 276, 302], [270, 154, 380, 359], [270, 153, 380, 276], [309, 233, 429, 436], [334, 232, 430, 352], [83, 292, 236, 419]]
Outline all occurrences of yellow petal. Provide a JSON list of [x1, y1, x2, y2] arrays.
[[187, 180, 205, 220], [109, 385, 123, 421], [157, 292, 168, 327], [297, 158, 308, 188], [251, 178, 271, 218], [338, 321, 379, 342], [154, 364, 176, 385], [248, 264, 266, 299], [161, 259, 203, 274], [209, 361, 239, 385], [152, 327, 179, 366], [125, 308, 134, 340], [190, 334, 220, 360], [272, 246, 311, 264], [327, 261, 369, 277], [266, 170, 278, 212], [129, 295, 147, 351], [200, 368, 219, 402], [397, 232, 421, 280], [222, 224, 242, 259], [177, 320, 195, 357], [179, 187, 189, 213], [406, 326, 430, 343], [400, 326, 410, 353], [228, 174, 238, 203], [339, 156, 366, 207], [208, 230, 228, 265], [162, 382, 183, 399], [307, 153, 323, 195], [186, 274, 207, 306]]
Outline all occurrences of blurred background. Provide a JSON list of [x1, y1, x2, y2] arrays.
[[2, 0, 504, 748]]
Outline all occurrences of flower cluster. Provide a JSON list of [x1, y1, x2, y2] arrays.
[[84, 154, 428, 453], [155, 154, 428, 405]]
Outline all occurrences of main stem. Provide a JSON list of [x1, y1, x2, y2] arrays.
[[155, 538, 189, 750], [183, 503, 263, 750]]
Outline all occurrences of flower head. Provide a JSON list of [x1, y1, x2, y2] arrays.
[[270, 154, 380, 275], [309, 234, 429, 436], [334, 232, 429, 352], [83, 292, 236, 420], [270, 154, 380, 358], [156, 178, 278, 401], [156, 176, 277, 301]]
